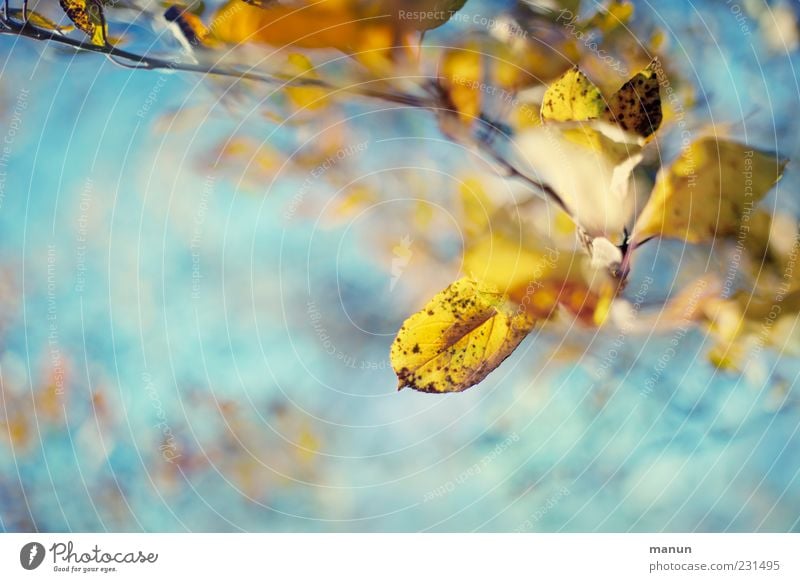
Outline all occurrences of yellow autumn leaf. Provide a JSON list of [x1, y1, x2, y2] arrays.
[[633, 138, 788, 245], [540, 67, 605, 122], [602, 59, 662, 138], [391, 277, 536, 393], [59, 0, 107, 46]]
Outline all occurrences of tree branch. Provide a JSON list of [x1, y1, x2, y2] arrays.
[[0, 15, 428, 108], [0, 13, 584, 250]]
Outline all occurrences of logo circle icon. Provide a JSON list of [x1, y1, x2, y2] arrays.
[[20, 542, 45, 570]]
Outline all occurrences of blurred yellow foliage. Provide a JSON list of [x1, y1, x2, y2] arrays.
[[633, 138, 787, 245]]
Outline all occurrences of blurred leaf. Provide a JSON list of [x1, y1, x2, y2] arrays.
[[391, 277, 536, 393], [584, 0, 634, 33], [633, 138, 787, 244], [458, 177, 493, 238], [8, 9, 75, 32], [164, 5, 216, 47], [283, 53, 329, 111], [439, 45, 482, 125], [465, 231, 563, 299], [328, 186, 376, 221], [210, 0, 397, 60]]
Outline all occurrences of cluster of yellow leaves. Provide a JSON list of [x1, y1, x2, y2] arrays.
[[390, 61, 668, 394], [46, 0, 470, 60], [549, 78, 785, 373], [515, 63, 661, 241], [392, 53, 789, 393], [537, 64, 786, 249]]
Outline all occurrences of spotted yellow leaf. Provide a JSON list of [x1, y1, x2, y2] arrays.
[[540, 67, 604, 122], [633, 138, 788, 245], [391, 277, 537, 393], [59, 0, 106, 46], [602, 59, 662, 137]]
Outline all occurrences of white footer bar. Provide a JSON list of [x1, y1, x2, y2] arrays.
[[1, 534, 797, 581]]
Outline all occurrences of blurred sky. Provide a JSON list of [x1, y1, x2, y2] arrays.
[[1, 0, 799, 532]]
